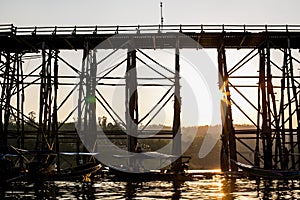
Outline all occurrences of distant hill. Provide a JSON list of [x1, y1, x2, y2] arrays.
[[182, 124, 256, 169], [6, 121, 255, 170]]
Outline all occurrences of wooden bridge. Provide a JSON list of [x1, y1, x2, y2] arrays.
[[1, 24, 300, 171]]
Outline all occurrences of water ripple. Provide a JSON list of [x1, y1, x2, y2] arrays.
[[1, 175, 300, 199]]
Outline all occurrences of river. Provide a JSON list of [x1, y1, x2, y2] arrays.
[[1, 175, 300, 199]]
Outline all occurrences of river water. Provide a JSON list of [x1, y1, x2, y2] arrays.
[[1, 175, 300, 199]]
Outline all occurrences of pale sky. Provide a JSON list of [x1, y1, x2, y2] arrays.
[[1, 0, 300, 126], [1, 0, 299, 26]]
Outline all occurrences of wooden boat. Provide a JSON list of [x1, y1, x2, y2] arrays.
[[107, 153, 194, 182], [2, 162, 101, 183], [108, 167, 195, 182], [7, 146, 102, 182], [232, 160, 300, 179], [25, 162, 102, 182], [0, 149, 31, 184], [0, 156, 25, 184], [1, 148, 101, 183]]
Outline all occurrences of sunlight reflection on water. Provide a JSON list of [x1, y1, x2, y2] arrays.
[[2, 175, 300, 199]]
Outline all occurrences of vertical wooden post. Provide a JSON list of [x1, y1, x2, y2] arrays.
[[288, 39, 300, 170], [53, 50, 60, 171], [20, 54, 25, 168], [218, 46, 237, 171], [259, 48, 268, 169], [86, 49, 97, 152], [16, 53, 20, 149], [17, 53, 25, 168], [90, 50, 97, 134], [83, 42, 91, 163], [36, 43, 46, 150], [255, 56, 261, 168], [0, 52, 12, 153], [219, 47, 229, 172], [76, 41, 88, 165], [259, 48, 273, 169], [126, 49, 138, 160], [279, 49, 287, 169], [266, 46, 281, 169], [172, 45, 182, 172], [279, 38, 300, 170], [81, 44, 97, 162], [287, 39, 300, 169]]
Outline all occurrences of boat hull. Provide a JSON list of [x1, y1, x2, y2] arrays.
[[233, 160, 300, 180], [108, 168, 195, 182]]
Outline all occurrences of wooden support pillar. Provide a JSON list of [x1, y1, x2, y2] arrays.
[[172, 46, 182, 173], [82, 44, 97, 162], [87, 49, 97, 155], [280, 38, 300, 170], [265, 46, 281, 169], [286, 48, 295, 169], [76, 41, 88, 165], [279, 49, 287, 169], [255, 57, 261, 168], [35, 45, 59, 167], [286, 40, 299, 169], [53, 50, 60, 171], [218, 46, 237, 171], [84, 49, 97, 144], [46, 51, 52, 148], [16, 53, 25, 168], [219, 47, 229, 172], [259, 48, 272, 169], [90, 50, 97, 134], [36, 43, 46, 150], [266, 46, 274, 169], [20, 56, 25, 153], [4, 52, 14, 152], [288, 41, 300, 170], [16, 53, 20, 149], [83, 48, 90, 136], [126, 49, 138, 155], [0, 52, 13, 153], [259, 48, 268, 169], [0, 53, 3, 150]]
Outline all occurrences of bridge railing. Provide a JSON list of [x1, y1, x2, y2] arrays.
[[1, 24, 300, 35]]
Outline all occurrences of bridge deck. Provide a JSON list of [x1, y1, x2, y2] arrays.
[[1, 24, 300, 51]]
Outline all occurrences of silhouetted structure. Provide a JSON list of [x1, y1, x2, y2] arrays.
[[1, 24, 300, 171]]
